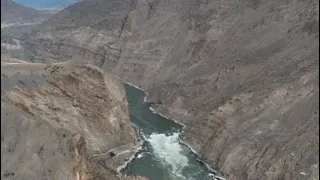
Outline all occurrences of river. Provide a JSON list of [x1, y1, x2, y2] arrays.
[[122, 84, 220, 180]]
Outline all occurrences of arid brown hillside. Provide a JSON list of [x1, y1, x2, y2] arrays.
[[1, 61, 145, 180]]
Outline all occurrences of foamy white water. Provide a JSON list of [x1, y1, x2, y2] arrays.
[[146, 133, 189, 179], [136, 152, 151, 159], [123, 84, 221, 180]]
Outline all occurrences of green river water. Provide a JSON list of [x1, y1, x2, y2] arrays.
[[122, 84, 220, 180]]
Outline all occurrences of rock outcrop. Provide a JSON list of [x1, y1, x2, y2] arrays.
[[1, 60, 146, 180], [1, 0, 319, 179]]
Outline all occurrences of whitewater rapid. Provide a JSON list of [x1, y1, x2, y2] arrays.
[[146, 133, 189, 179], [122, 84, 221, 180]]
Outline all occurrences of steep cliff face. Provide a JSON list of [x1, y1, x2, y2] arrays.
[[1, 0, 319, 179], [1, 61, 145, 180]]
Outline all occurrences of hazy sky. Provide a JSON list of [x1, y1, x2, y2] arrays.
[[14, 0, 79, 9]]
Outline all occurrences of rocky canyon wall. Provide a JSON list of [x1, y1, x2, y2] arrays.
[[1, 0, 319, 179], [1, 60, 145, 180]]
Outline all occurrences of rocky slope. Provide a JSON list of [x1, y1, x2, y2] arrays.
[[1, 60, 146, 180], [1, 0, 58, 28], [1, 0, 319, 179]]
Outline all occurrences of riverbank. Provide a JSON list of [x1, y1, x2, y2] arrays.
[[116, 127, 145, 173]]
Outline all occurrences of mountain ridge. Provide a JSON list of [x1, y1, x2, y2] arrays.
[[1, 0, 59, 27]]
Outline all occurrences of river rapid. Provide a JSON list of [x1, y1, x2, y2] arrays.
[[122, 84, 221, 180]]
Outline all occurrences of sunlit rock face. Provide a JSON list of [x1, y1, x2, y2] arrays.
[[1, 60, 146, 180]]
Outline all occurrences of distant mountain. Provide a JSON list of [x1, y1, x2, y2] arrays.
[[1, 0, 59, 27]]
